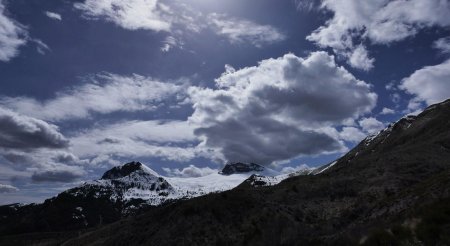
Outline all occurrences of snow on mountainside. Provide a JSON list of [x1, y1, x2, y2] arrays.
[[65, 161, 294, 211], [245, 166, 316, 187], [0, 161, 314, 234]]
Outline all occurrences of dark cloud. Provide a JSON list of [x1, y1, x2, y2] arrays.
[[51, 152, 77, 164], [189, 52, 377, 165], [195, 118, 342, 165], [0, 107, 69, 150], [31, 168, 84, 183], [1, 152, 30, 164], [0, 183, 19, 193], [97, 138, 121, 145]]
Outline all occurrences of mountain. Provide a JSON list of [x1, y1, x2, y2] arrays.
[[49, 99, 450, 246], [246, 165, 315, 187], [220, 162, 264, 175], [0, 161, 174, 235], [0, 161, 292, 237]]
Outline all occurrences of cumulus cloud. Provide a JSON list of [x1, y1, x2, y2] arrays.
[[307, 0, 450, 70], [74, 0, 171, 32], [45, 11, 62, 21], [400, 59, 450, 107], [207, 13, 286, 47], [380, 107, 395, 115], [359, 117, 385, 134], [348, 45, 374, 71], [0, 183, 19, 193], [0, 73, 186, 121], [339, 127, 367, 143], [0, 0, 28, 62], [433, 37, 450, 54], [0, 107, 69, 150], [163, 164, 216, 178], [189, 51, 377, 165]]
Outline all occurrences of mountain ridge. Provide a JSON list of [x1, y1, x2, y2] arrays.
[[57, 98, 450, 246], [1, 99, 449, 245]]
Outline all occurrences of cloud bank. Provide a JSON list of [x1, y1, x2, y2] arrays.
[[0, 183, 19, 193], [207, 13, 286, 47], [74, 0, 171, 32], [0, 107, 69, 150], [0, 73, 186, 121]]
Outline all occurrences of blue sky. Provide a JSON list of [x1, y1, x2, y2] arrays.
[[1, 0, 450, 204]]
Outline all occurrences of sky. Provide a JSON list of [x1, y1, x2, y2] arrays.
[[0, 0, 450, 204]]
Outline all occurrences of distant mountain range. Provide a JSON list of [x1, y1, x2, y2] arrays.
[[0, 160, 311, 236], [1, 99, 450, 245]]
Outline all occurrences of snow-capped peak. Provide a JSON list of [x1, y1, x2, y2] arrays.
[[101, 161, 158, 180]]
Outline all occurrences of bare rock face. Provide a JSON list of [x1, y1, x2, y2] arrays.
[[219, 162, 265, 175], [101, 161, 150, 180]]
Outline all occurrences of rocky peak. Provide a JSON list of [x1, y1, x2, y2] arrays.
[[101, 161, 155, 180], [219, 162, 265, 175]]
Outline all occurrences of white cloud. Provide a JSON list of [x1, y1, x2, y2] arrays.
[[74, 0, 171, 32], [400, 59, 450, 107], [339, 126, 367, 143], [0, 73, 186, 121], [45, 11, 62, 21], [307, 0, 450, 70], [0, 183, 19, 193], [279, 164, 311, 174], [31, 38, 50, 55], [163, 164, 216, 178], [293, 0, 318, 12], [74, 1, 285, 48], [348, 45, 374, 71], [359, 117, 385, 134], [207, 13, 286, 47], [380, 107, 395, 115], [160, 35, 182, 52], [433, 37, 450, 54], [189, 51, 377, 165], [0, 0, 28, 62], [70, 120, 202, 165]]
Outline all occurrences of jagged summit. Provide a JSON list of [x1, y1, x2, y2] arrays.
[[101, 161, 158, 180], [219, 162, 265, 175]]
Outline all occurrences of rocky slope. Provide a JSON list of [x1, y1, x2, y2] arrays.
[[54, 99, 450, 246]]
